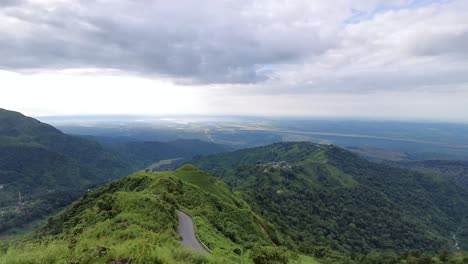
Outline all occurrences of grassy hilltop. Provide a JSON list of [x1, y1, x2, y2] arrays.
[[0, 166, 315, 264]]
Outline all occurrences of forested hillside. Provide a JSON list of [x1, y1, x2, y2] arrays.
[[0, 108, 133, 234], [387, 160, 468, 188], [189, 142, 468, 258], [0, 166, 312, 264]]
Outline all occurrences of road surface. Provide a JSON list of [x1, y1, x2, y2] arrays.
[[177, 210, 208, 253]]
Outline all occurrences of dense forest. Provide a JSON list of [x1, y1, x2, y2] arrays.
[[190, 142, 468, 259], [387, 160, 468, 188], [0, 109, 134, 233]]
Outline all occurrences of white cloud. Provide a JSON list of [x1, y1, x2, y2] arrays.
[[3, 0, 456, 84], [0, 0, 467, 120], [0, 70, 209, 116]]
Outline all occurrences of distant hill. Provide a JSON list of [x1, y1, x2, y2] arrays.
[[0, 109, 231, 235], [0, 108, 134, 234], [189, 142, 468, 255], [0, 167, 310, 264]]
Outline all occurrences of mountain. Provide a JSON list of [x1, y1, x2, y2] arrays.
[[0, 108, 135, 234], [0, 166, 315, 264], [1, 135, 466, 263], [189, 142, 468, 257]]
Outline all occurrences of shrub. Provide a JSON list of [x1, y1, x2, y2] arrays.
[[251, 246, 290, 264]]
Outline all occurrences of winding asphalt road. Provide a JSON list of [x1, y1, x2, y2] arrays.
[[177, 210, 208, 253]]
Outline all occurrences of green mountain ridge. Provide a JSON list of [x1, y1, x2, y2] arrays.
[[0, 108, 134, 234], [0, 166, 312, 264], [189, 142, 468, 256]]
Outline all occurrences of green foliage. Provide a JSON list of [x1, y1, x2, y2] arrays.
[[0, 168, 307, 263], [355, 251, 468, 264], [387, 160, 468, 188], [0, 109, 232, 235], [0, 109, 133, 234], [0, 240, 70, 264], [251, 246, 290, 264], [171, 166, 275, 253], [190, 142, 468, 255]]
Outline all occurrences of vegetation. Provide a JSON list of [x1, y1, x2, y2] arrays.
[[0, 109, 134, 234], [105, 139, 231, 170], [190, 142, 468, 256], [0, 166, 316, 263], [1, 109, 467, 263], [0, 109, 230, 235], [387, 160, 468, 188]]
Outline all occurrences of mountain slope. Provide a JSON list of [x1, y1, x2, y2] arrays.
[[189, 142, 468, 255], [0, 108, 134, 234], [386, 160, 468, 188], [0, 167, 308, 264]]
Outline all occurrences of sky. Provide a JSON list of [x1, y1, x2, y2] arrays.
[[0, 0, 467, 121]]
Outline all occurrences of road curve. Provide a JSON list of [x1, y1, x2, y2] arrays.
[[177, 210, 208, 253]]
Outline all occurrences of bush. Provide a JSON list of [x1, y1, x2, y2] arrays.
[[251, 246, 289, 264]]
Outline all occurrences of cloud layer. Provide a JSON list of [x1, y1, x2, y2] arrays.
[[1, 0, 467, 90]]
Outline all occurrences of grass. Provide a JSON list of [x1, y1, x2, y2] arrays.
[[0, 240, 70, 264], [176, 165, 242, 206], [0, 167, 319, 263]]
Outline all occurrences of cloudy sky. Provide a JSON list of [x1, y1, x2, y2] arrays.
[[1, 0, 467, 121]]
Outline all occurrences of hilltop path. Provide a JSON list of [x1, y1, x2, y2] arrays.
[[177, 210, 208, 253]]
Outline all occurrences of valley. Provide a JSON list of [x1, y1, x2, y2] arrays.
[[0, 109, 467, 263], [41, 116, 468, 161]]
